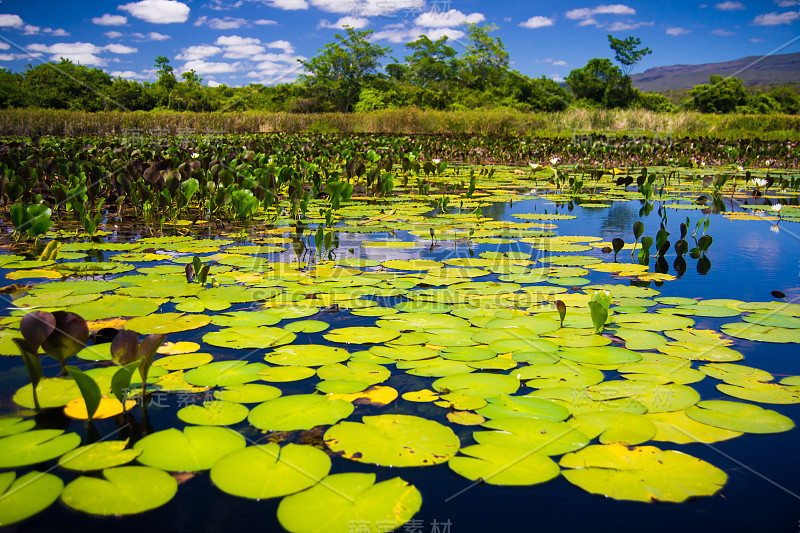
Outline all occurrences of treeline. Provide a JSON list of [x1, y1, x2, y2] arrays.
[[0, 24, 797, 115]]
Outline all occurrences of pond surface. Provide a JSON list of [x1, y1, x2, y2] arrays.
[[1, 169, 799, 533]]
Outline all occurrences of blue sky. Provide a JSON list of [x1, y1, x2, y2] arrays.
[[0, 0, 798, 87]]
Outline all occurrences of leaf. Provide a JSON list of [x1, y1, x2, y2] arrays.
[[248, 394, 354, 431], [473, 417, 589, 455], [124, 313, 210, 335], [560, 444, 727, 502], [646, 411, 742, 444], [65, 366, 101, 421], [211, 443, 331, 500], [184, 361, 268, 387], [449, 444, 560, 486], [111, 361, 142, 405], [0, 429, 80, 468], [110, 330, 138, 365], [19, 311, 55, 351], [177, 400, 249, 426], [58, 441, 141, 471], [324, 415, 459, 467], [277, 473, 421, 533], [134, 427, 245, 472], [266, 345, 351, 367], [0, 471, 63, 526], [61, 466, 177, 516], [685, 400, 794, 434], [41, 311, 89, 364]]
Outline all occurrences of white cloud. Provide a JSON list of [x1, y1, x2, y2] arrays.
[[214, 35, 266, 58], [105, 30, 124, 38], [109, 68, 157, 80], [254, 19, 278, 25], [414, 9, 484, 28], [553, 60, 568, 66], [195, 16, 251, 29], [550, 74, 565, 82], [261, 0, 308, 9], [118, 0, 190, 24], [0, 14, 24, 28], [749, 37, 764, 41], [28, 42, 107, 66], [203, 0, 243, 9], [0, 43, 9, 50], [176, 45, 222, 60], [715, 1, 745, 10], [309, 0, 424, 17], [207, 79, 222, 87], [520, 16, 555, 29], [148, 32, 171, 40], [267, 40, 294, 53], [371, 25, 463, 43], [0, 53, 14, 61], [319, 16, 370, 29], [711, 28, 735, 35], [92, 14, 128, 25], [105, 44, 137, 54], [666, 26, 691, 35], [182, 59, 241, 74], [753, 11, 800, 24], [607, 20, 653, 31], [566, 4, 635, 20], [776, 0, 799, 5], [425, 27, 464, 40]]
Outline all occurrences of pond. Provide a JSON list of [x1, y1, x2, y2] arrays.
[[0, 147, 799, 533]]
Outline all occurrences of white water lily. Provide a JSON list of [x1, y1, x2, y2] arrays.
[[738, 166, 744, 172], [770, 224, 781, 234], [528, 162, 540, 170], [752, 178, 768, 188], [550, 157, 560, 165], [432, 158, 441, 164], [772, 204, 782, 213]]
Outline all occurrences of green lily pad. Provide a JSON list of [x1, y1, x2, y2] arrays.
[[568, 412, 657, 445], [61, 466, 177, 515], [248, 394, 354, 431], [449, 444, 560, 486], [324, 414, 460, 467], [124, 312, 211, 334], [14, 378, 80, 409], [646, 411, 743, 444], [717, 380, 800, 404], [720, 323, 800, 343], [587, 381, 701, 412], [614, 328, 668, 350], [699, 363, 773, 383], [259, 366, 316, 382], [317, 361, 390, 385], [558, 346, 641, 366], [184, 361, 268, 387], [686, 400, 794, 434], [211, 443, 331, 500], [0, 471, 63, 526], [277, 473, 421, 533], [58, 441, 141, 471], [284, 320, 330, 333], [177, 400, 250, 426], [432, 372, 519, 398], [474, 417, 589, 455], [0, 429, 80, 468], [476, 394, 570, 421], [560, 444, 727, 502], [0, 417, 35, 437], [517, 362, 604, 389], [323, 327, 400, 344], [134, 427, 245, 471], [213, 383, 282, 403], [152, 352, 214, 371], [203, 327, 296, 349], [265, 345, 350, 366]]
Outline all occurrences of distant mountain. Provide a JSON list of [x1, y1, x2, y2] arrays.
[[632, 52, 800, 92]]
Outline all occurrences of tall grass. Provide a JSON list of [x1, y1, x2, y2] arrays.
[[0, 107, 797, 139]]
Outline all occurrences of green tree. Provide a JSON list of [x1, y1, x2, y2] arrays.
[[154, 56, 177, 90], [299, 26, 390, 112], [108, 77, 156, 111], [23, 59, 112, 111], [462, 23, 509, 90], [607, 34, 652, 77], [404, 35, 458, 88], [0, 69, 27, 108], [688, 75, 748, 113], [767, 86, 800, 114]]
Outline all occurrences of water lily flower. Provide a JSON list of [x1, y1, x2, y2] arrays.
[[738, 166, 744, 172], [770, 224, 781, 234], [550, 157, 560, 165], [772, 204, 782, 213], [752, 178, 768, 188], [432, 158, 441, 164], [528, 162, 540, 170], [190, 152, 199, 159]]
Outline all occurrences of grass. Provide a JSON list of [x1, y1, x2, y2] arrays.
[[0, 107, 798, 140]]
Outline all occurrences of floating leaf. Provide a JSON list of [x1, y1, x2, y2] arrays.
[[211, 443, 331, 500], [58, 441, 141, 471], [248, 394, 354, 431], [0, 429, 80, 468], [473, 417, 589, 455], [323, 327, 400, 344], [265, 345, 350, 366], [324, 414, 459, 467], [0, 417, 35, 437], [61, 466, 177, 516], [203, 327, 296, 349], [686, 400, 794, 434], [184, 361, 268, 387], [560, 444, 727, 502], [449, 444, 560, 486], [213, 383, 281, 403], [277, 473, 421, 533], [0, 471, 63, 526], [177, 400, 249, 426], [646, 411, 742, 444], [134, 427, 245, 472], [568, 412, 657, 445]]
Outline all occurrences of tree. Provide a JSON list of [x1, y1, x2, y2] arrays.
[[299, 26, 390, 112], [462, 23, 509, 90], [688, 75, 748, 113], [154, 56, 177, 90], [404, 35, 458, 88], [0, 69, 27, 108], [23, 59, 112, 111], [607, 35, 652, 77], [566, 58, 635, 108], [767, 87, 800, 114]]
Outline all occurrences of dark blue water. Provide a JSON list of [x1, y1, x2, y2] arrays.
[[1, 192, 799, 533]]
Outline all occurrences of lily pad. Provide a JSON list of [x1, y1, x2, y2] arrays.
[[646, 411, 743, 444], [177, 400, 250, 426], [213, 383, 282, 403], [323, 327, 400, 344], [474, 417, 590, 455], [58, 441, 141, 471], [560, 444, 727, 502], [134, 427, 245, 471], [0, 417, 35, 437], [266, 345, 350, 366], [277, 473, 421, 533], [61, 466, 177, 515], [686, 400, 794, 434], [184, 361, 268, 387], [568, 412, 657, 445], [0, 429, 80, 468], [449, 444, 560, 486], [203, 327, 296, 349], [0, 471, 63, 526], [248, 394, 354, 431], [211, 443, 331, 500], [324, 414, 460, 467]]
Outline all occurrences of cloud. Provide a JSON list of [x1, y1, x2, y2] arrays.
[[550, 74, 565, 82], [105, 31, 124, 38], [118, 0, 190, 24], [309, 0, 424, 17], [749, 37, 764, 41], [0, 43, 9, 50], [414, 9, 485, 28], [607, 20, 653, 31], [214, 35, 266, 58], [207, 80, 222, 87], [776, 0, 799, 5], [261, 0, 309, 9], [753, 11, 800, 24], [318, 16, 370, 29], [520, 16, 555, 29], [182, 59, 241, 74], [553, 60, 568, 66], [714, 1, 745, 10], [203, 0, 243, 9], [176, 45, 222, 60], [0, 14, 24, 28], [20, 24, 70, 36], [254, 19, 278, 25], [711, 28, 735, 35], [92, 14, 128, 25], [666, 26, 691, 35], [195, 16, 251, 29], [27, 42, 138, 66], [148, 32, 171, 40], [109, 68, 157, 81], [371, 25, 464, 43], [566, 4, 635, 20], [267, 40, 294, 53], [105, 44, 138, 54]]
